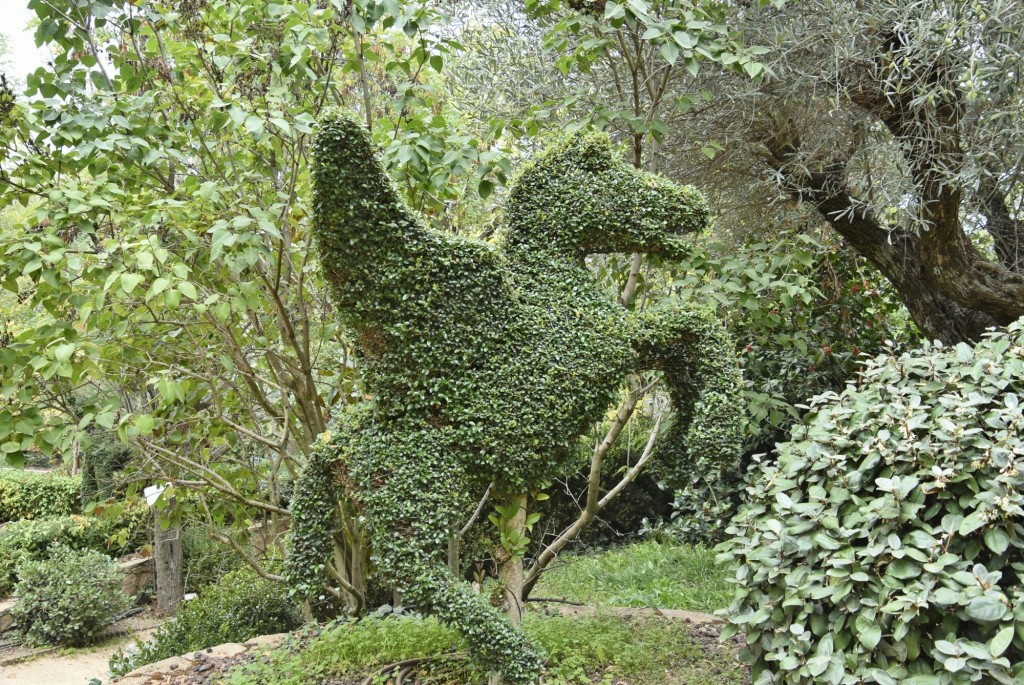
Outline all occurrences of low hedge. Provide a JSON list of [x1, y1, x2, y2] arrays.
[[0, 470, 82, 522], [109, 566, 302, 676], [0, 499, 148, 597]]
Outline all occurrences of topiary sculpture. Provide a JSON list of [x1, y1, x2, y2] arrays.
[[287, 112, 743, 682]]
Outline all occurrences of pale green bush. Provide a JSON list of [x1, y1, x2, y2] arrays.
[[719, 320, 1024, 685]]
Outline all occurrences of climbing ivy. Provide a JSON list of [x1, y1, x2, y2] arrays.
[[286, 112, 743, 682]]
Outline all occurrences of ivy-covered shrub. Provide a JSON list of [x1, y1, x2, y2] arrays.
[[719, 320, 1024, 685], [0, 501, 147, 597], [12, 544, 131, 646], [109, 566, 302, 677], [287, 113, 742, 682], [0, 470, 81, 522]]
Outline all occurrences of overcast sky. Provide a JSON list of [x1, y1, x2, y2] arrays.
[[3, 3, 48, 84]]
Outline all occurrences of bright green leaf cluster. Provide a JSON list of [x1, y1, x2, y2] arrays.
[[719, 319, 1024, 685], [287, 112, 743, 682]]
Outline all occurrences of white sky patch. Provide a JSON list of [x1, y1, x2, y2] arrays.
[[3, 2, 48, 86]]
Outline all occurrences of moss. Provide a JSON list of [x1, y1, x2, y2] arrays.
[[287, 112, 743, 682]]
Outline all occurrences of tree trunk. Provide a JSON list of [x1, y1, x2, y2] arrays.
[[496, 493, 527, 627], [761, 126, 1002, 343], [154, 513, 184, 614], [331, 516, 367, 615], [490, 493, 527, 685]]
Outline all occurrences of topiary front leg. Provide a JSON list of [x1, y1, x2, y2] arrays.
[[286, 429, 366, 616], [356, 426, 545, 684]]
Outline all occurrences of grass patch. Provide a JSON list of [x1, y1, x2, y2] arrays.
[[531, 540, 732, 613], [218, 612, 746, 685]]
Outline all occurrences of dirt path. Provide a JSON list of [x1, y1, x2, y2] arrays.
[[0, 624, 161, 685]]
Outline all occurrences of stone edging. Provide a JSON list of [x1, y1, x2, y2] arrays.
[[113, 633, 289, 685]]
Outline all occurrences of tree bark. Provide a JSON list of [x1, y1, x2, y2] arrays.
[[761, 125, 1001, 343], [154, 513, 184, 614], [489, 492, 528, 685], [496, 492, 527, 628]]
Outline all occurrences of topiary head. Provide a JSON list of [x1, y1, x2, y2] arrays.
[[504, 130, 708, 259]]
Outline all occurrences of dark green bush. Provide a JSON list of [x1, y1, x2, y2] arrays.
[[0, 470, 81, 522], [0, 500, 147, 597], [667, 234, 915, 543], [22, 447, 59, 469], [182, 526, 241, 592], [719, 320, 1024, 685], [109, 565, 303, 676], [80, 433, 132, 506], [11, 544, 131, 646]]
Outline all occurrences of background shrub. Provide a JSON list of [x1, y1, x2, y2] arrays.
[[182, 525, 241, 592], [0, 501, 147, 596], [11, 544, 131, 646], [666, 234, 915, 543], [22, 446, 60, 469], [719, 320, 1024, 685], [109, 565, 302, 676], [0, 470, 81, 522], [80, 433, 132, 506]]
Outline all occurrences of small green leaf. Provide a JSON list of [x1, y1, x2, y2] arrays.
[[120, 273, 145, 294], [966, 596, 1007, 622], [51, 343, 76, 363], [990, 625, 1014, 657], [983, 527, 1010, 555]]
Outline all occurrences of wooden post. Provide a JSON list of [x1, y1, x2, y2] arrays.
[[154, 509, 184, 614]]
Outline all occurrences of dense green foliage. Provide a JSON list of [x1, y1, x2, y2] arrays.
[[532, 540, 731, 612], [110, 565, 302, 677], [286, 113, 742, 681], [11, 544, 131, 646], [719, 320, 1024, 684], [0, 469, 81, 521], [182, 525, 243, 593], [220, 612, 747, 685], [667, 234, 914, 542], [0, 503, 147, 596]]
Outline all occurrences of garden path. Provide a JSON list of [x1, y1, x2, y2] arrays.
[[0, 619, 161, 685]]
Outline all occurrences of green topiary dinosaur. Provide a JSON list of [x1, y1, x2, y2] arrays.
[[287, 112, 744, 682]]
